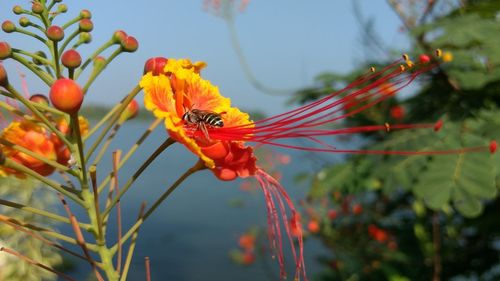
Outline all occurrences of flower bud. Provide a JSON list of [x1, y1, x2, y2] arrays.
[[2, 21, 16, 33], [49, 79, 84, 114], [419, 54, 430, 64], [79, 32, 92, 44], [57, 4, 67, 13], [121, 36, 138, 52], [13, 5, 23, 15], [93, 56, 106, 68], [80, 9, 92, 19], [79, 19, 93, 32], [61, 49, 82, 69], [31, 2, 44, 14], [143, 57, 168, 75], [0, 64, 9, 87], [0, 42, 12, 59], [29, 94, 50, 106], [33, 51, 47, 65], [46, 25, 64, 42], [112, 30, 127, 44], [120, 99, 140, 121], [19, 17, 30, 27]]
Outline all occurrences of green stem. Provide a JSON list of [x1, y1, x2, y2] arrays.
[[11, 53, 54, 86], [0, 93, 65, 116], [0, 139, 77, 177], [83, 48, 122, 94], [91, 122, 123, 167], [15, 27, 48, 44], [52, 41, 61, 78], [101, 138, 175, 219], [12, 48, 53, 68], [85, 85, 141, 161], [71, 113, 89, 190], [75, 40, 114, 79], [0, 198, 91, 229], [96, 118, 162, 194], [119, 203, 145, 281], [4, 84, 72, 148], [111, 160, 206, 253], [4, 159, 84, 206], [62, 15, 82, 30], [58, 28, 80, 54]]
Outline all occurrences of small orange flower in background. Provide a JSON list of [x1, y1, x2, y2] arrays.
[[0, 120, 57, 177]]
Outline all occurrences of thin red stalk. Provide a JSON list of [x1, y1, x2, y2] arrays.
[[0, 246, 77, 281], [145, 256, 152, 281], [112, 150, 123, 274], [57, 193, 105, 281]]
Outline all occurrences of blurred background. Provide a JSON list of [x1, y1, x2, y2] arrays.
[[1, 0, 500, 280]]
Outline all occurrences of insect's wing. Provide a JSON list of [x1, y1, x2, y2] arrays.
[[199, 122, 211, 141]]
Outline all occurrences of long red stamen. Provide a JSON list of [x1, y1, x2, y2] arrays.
[[255, 169, 307, 281]]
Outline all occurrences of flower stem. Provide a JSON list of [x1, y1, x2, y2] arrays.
[[12, 48, 54, 69], [101, 138, 176, 219], [4, 158, 84, 206], [85, 85, 142, 161], [82, 47, 122, 94], [111, 159, 206, 253], [0, 198, 90, 228], [96, 118, 162, 194], [59, 28, 80, 54], [75, 40, 114, 79], [11, 53, 54, 86]]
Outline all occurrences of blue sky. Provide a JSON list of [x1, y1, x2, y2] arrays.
[[1, 0, 408, 114]]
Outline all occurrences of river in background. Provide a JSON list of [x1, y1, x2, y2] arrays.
[[55, 119, 347, 281]]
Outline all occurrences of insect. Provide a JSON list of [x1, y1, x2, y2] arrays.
[[182, 109, 224, 141]]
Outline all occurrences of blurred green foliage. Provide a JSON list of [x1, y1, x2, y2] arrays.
[[293, 0, 500, 280], [0, 178, 62, 281]]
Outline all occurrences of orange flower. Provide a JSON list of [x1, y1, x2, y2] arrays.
[[0, 120, 57, 177], [141, 58, 305, 281]]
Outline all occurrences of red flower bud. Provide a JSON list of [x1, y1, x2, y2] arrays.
[[13, 5, 23, 15], [112, 30, 127, 44], [352, 204, 362, 215], [120, 99, 140, 121], [2, 20, 16, 33], [121, 36, 138, 52], [307, 220, 320, 234], [241, 252, 255, 265], [80, 9, 92, 19], [49, 79, 84, 114], [46, 25, 64, 42], [61, 49, 82, 69], [79, 19, 93, 32], [79, 32, 92, 44], [490, 140, 497, 154], [31, 2, 44, 14], [0, 64, 9, 87], [327, 209, 337, 220], [143, 57, 168, 75], [19, 17, 30, 27], [29, 94, 50, 106], [57, 4, 67, 13], [390, 105, 405, 120], [419, 54, 431, 64], [0, 42, 12, 59]]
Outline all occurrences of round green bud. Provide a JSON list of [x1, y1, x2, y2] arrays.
[[61, 49, 82, 68], [80, 9, 91, 19], [2, 21, 16, 33], [79, 32, 92, 44], [33, 51, 47, 65], [19, 17, 30, 27], [13, 5, 24, 15], [79, 19, 93, 32], [112, 30, 127, 44], [57, 4, 67, 13]]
